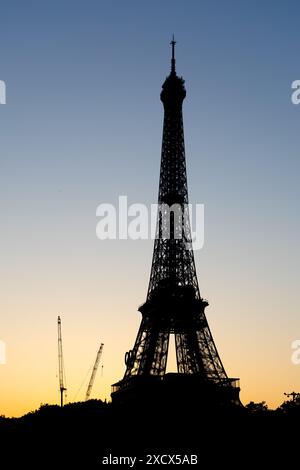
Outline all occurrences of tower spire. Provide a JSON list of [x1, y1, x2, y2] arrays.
[[170, 34, 176, 74]]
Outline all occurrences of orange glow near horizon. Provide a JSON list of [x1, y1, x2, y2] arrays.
[[1, 265, 300, 418]]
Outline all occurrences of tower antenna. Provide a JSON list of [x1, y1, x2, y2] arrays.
[[170, 34, 176, 74]]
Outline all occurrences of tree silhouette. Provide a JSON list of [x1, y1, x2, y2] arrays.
[[245, 401, 268, 413]]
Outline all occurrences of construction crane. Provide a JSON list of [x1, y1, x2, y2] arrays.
[[85, 343, 104, 401], [57, 316, 67, 407]]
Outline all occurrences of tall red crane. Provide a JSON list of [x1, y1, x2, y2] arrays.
[[57, 316, 67, 407]]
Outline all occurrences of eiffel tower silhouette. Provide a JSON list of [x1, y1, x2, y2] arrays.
[[112, 39, 241, 407]]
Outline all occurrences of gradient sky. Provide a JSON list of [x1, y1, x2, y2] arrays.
[[1, 0, 300, 417]]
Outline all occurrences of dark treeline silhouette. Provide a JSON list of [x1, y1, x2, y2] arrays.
[[0, 395, 299, 466]]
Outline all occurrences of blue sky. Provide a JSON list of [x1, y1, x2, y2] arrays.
[[0, 0, 300, 415]]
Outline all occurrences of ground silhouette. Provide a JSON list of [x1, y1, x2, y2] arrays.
[[0, 396, 299, 467]]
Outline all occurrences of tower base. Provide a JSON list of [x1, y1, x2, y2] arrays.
[[111, 373, 242, 408]]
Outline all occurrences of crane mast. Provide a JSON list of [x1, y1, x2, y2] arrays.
[[85, 343, 104, 401], [57, 316, 67, 407]]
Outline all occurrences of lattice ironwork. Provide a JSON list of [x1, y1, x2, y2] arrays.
[[118, 39, 230, 387]]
